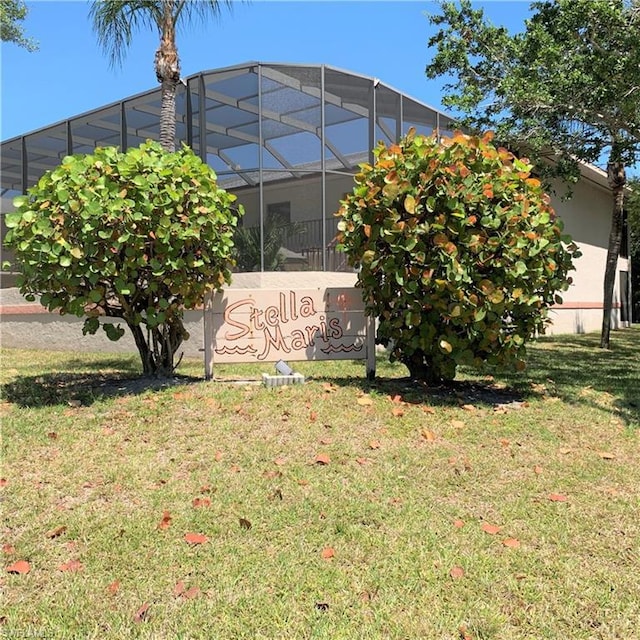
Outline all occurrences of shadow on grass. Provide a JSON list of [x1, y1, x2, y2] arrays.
[[317, 372, 527, 409], [2, 356, 203, 408], [315, 329, 640, 424], [496, 329, 640, 426]]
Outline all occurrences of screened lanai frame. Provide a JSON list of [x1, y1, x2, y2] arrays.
[[1, 62, 454, 272]]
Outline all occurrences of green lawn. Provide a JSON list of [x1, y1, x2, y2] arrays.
[[1, 329, 639, 639]]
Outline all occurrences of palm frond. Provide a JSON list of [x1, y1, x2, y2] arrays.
[[174, 0, 234, 27], [89, 0, 162, 68]]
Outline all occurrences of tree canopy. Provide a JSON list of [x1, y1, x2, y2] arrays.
[[4, 141, 242, 377], [337, 130, 579, 383], [426, 0, 640, 347], [1, 0, 38, 50]]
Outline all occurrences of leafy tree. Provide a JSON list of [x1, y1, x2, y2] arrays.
[[4, 141, 242, 377], [1, 0, 38, 50], [426, 0, 640, 348], [627, 178, 640, 321], [336, 130, 580, 383], [90, 0, 234, 151]]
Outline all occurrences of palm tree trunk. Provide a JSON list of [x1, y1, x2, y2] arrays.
[[155, 0, 180, 152], [600, 156, 626, 349], [159, 78, 177, 152]]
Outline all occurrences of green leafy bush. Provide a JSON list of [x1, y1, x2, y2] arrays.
[[4, 141, 242, 376], [336, 130, 580, 383]]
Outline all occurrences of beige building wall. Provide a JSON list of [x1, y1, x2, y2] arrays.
[[546, 169, 628, 334]]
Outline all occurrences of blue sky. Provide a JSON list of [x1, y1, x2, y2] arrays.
[[1, 1, 533, 141]]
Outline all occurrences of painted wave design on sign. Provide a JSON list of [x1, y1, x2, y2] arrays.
[[214, 344, 258, 356], [320, 342, 364, 354]]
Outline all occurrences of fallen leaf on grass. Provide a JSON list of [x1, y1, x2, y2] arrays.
[[368, 440, 381, 450], [46, 525, 67, 539], [309, 410, 318, 422], [481, 523, 502, 535], [274, 457, 286, 466], [133, 603, 150, 623], [173, 580, 186, 597], [422, 406, 436, 415], [0, 478, 7, 488], [184, 532, 208, 545], [214, 450, 223, 461], [355, 457, 370, 465], [315, 453, 330, 465], [239, 518, 252, 530], [548, 493, 568, 502], [390, 394, 403, 404], [47, 432, 58, 440], [321, 547, 335, 559], [58, 559, 83, 572], [173, 580, 200, 599], [229, 465, 241, 473], [391, 407, 404, 417], [598, 451, 616, 460], [450, 565, 465, 579], [319, 437, 333, 445], [459, 625, 474, 640], [533, 465, 543, 475], [107, 580, 120, 595], [2, 544, 15, 555], [453, 519, 465, 529], [192, 497, 211, 508], [181, 586, 200, 599], [502, 538, 521, 548], [461, 404, 476, 412], [315, 601, 330, 611], [323, 383, 337, 393], [451, 420, 465, 429], [6, 560, 30, 574], [421, 428, 436, 442], [158, 511, 172, 530], [357, 396, 373, 406]]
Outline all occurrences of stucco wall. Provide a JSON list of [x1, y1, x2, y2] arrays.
[[545, 175, 626, 334]]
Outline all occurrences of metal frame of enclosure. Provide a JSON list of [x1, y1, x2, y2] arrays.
[[1, 62, 454, 272]]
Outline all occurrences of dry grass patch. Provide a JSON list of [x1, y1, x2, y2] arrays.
[[1, 330, 639, 639]]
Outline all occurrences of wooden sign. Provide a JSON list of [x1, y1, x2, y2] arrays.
[[203, 287, 375, 379]]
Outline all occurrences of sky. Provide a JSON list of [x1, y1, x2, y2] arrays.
[[0, 0, 534, 141]]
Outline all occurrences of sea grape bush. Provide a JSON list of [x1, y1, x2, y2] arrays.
[[336, 130, 580, 382], [4, 141, 242, 376]]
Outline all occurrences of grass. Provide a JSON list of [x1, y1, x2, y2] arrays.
[[1, 329, 639, 639]]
